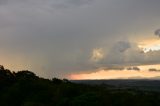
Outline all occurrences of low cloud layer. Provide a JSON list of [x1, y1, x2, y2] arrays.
[[149, 68, 160, 72], [127, 67, 140, 71]]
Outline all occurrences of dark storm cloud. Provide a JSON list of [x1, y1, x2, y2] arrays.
[[0, 0, 160, 78]]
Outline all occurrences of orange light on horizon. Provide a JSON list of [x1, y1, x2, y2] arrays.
[[69, 68, 160, 80]]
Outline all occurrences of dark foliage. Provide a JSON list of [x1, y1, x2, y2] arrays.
[[0, 65, 160, 106]]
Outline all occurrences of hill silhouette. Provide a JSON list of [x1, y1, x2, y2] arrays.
[[0, 65, 160, 106]]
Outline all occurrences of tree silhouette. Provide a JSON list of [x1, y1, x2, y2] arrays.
[[0, 65, 160, 106], [15, 70, 38, 80]]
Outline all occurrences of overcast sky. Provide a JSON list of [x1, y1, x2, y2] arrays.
[[1, 0, 160, 79]]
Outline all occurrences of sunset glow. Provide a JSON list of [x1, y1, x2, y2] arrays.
[[138, 38, 160, 53], [69, 64, 160, 80], [69, 70, 160, 80]]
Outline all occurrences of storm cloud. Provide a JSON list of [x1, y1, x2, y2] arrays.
[[0, 0, 160, 78]]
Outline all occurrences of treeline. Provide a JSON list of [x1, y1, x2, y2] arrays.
[[0, 65, 160, 106]]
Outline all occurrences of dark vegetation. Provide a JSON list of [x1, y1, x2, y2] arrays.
[[0, 65, 160, 106]]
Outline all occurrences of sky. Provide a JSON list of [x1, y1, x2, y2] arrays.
[[1, 0, 160, 79]]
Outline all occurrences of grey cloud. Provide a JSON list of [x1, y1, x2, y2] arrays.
[[100, 41, 138, 67], [127, 67, 140, 71], [149, 68, 160, 72], [155, 29, 160, 37], [66, 0, 94, 6], [0, 0, 6, 4], [1, 0, 160, 78], [114, 41, 131, 52], [127, 67, 132, 70], [101, 66, 141, 72], [94, 41, 160, 70], [51, 0, 94, 9], [132, 67, 140, 71], [103, 66, 125, 71]]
